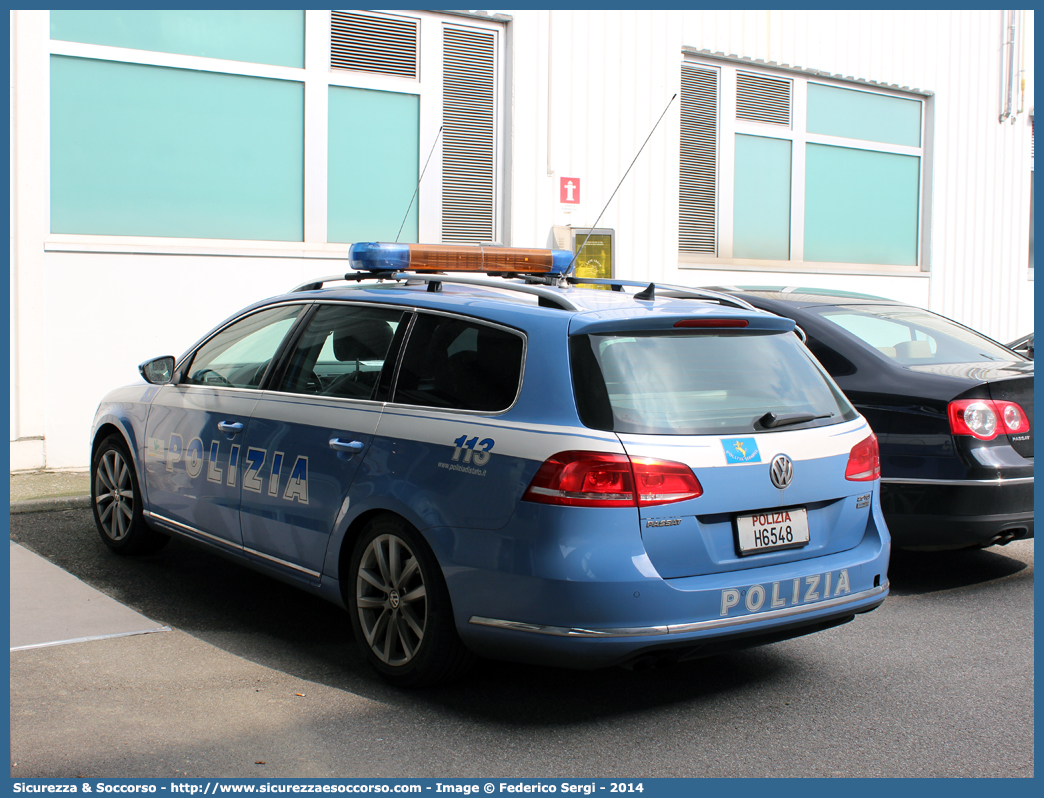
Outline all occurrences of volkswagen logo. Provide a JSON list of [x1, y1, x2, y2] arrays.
[[770, 454, 794, 490]]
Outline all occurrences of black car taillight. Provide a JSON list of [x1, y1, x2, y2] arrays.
[[948, 399, 1030, 440]]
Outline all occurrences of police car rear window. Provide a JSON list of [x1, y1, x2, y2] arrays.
[[570, 330, 856, 435], [393, 313, 524, 412]]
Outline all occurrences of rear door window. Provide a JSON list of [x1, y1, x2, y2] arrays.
[[393, 313, 525, 412], [571, 330, 856, 435], [275, 304, 408, 399]]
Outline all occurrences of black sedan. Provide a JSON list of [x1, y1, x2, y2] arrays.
[[703, 287, 1033, 551]]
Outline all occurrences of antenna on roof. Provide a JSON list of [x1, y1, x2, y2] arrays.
[[396, 126, 444, 243], [564, 93, 677, 277]]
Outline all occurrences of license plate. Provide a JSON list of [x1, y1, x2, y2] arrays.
[[736, 507, 810, 555]]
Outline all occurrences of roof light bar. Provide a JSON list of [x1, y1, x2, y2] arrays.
[[349, 242, 574, 275]]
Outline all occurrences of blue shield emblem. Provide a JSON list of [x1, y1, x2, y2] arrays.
[[722, 437, 761, 464]]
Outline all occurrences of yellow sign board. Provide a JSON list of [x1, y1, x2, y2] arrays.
[[572, 230, 614, 289]]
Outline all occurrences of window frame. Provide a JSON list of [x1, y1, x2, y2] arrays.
[[176, 302, 310, 391], [679, 54, 932, 274], [268, 300, 413, 404], [388, 309, 528, 416]]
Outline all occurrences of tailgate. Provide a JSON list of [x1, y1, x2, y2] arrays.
[[616, 419, 876, 579]]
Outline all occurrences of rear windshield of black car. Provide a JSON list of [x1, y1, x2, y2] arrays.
[[815, 305, 1023, 364], [570, 330, 858, 435]]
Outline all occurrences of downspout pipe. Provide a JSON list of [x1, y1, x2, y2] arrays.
[[1000, 10, 1018, 124]]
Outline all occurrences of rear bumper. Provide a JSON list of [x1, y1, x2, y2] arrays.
[[880, 477, 1034, 550], [432, 500, 890, 669], [466, 580, 887, 669]]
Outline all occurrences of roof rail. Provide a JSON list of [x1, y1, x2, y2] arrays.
[[291, 271, 757, 315], [565, 277, 759, 311], [290, 273, 398, 293], [654, 285, 760, 311], [388, 272, 580, 311], [290, 271, 580, 311]]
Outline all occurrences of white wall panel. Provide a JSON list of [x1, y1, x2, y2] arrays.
[[39, 252, 357, 468]]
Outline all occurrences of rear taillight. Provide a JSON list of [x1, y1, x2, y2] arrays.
[[845, 434, 880, 481], [523, 451, 703, 507], [630, 457, 705, 505], [948, 399, 1030, 440]]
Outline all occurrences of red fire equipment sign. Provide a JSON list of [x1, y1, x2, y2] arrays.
[[559, 177, 580, 204]]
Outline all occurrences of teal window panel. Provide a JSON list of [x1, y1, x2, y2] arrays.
[[733, 134, 791, 260], [50, 56, 304, 241], [807, 83, 921, 147], [804, 143, 919, 266], [50, 10, 304, 68], [328, 86, 420, 244]]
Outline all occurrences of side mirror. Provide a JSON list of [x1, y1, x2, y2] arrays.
[[139, 356, 175, 385]]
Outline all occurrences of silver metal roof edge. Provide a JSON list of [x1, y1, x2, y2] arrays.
[[682, 47, 934, 97]]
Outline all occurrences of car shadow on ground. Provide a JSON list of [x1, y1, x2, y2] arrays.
[[886, 543, 1030, 596], [9, 508, 1028, 724]]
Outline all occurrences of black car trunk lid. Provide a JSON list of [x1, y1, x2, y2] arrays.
[[988, 375, 1034, 458]]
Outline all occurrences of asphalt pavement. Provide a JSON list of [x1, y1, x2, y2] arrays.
[[7, 471, 1035, 779]]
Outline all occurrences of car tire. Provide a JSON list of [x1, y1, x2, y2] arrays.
[[348, 514, 473, 687], [91, 435, 169, 555]]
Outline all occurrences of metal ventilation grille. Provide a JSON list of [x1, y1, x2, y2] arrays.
[[331, 11, 418, 79], [736, 71, 791, 126], [442, 27, 496, 244], [679, 64, 718, 254]]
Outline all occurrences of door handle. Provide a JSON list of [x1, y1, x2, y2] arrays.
[[329, 438, 365, 453], [217, 421, 244, 436]]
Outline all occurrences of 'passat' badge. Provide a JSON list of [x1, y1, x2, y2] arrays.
[[722, 437, 761, 464]]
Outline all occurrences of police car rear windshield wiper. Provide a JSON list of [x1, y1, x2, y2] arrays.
[[758, 411, 834, 429]]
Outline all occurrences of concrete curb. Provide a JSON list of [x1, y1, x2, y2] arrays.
[[10, 496, 91, 514]]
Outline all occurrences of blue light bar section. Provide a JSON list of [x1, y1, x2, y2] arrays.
[[349, 242, 409, 271], [550, 249, 573, 275]]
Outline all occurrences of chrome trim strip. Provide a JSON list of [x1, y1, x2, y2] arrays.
[[468, 582, 888, 638], [880, 476, 1033, 486], [469, 618, 670, 638], [242, 546, 322, 579], [145, 511, 241, 550], [146, 512, 322, 578]]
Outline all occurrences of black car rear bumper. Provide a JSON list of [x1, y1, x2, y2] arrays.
[[880, 477, 1034, 550]]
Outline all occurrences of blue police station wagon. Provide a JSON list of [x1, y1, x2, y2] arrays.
[[90, 242, 890, 686]]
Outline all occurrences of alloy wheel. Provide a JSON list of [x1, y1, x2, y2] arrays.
[[95, 448, 135, 541], [356, 533, 428, 666]]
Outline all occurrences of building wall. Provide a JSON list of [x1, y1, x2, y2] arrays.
[[10, 9, 1034, 470], [10, 9, 504, 469], [507, 9, 1033, 336]]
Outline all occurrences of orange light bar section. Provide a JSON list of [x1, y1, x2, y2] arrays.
[[405, 244, 556, 273]]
